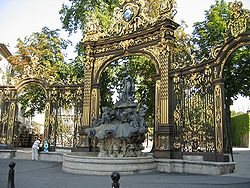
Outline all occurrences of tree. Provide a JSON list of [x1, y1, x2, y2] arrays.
[[8, 27, 75, 117], [18, 84, 46, 118], [59, 0, 119, 35], [191, 0, 250, 105], [9, 27, 71, 81], [192, 0, 230, 60], [191, 0, 250, 151]]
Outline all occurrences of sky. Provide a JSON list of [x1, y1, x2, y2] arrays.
[[0, 0, 249, 113]]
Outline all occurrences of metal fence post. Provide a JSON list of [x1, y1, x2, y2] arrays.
[[7, 161, 16, 188], [111, 171, 120, 188]]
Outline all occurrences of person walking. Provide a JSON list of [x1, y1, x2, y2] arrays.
[[32, 138, 40, 160]]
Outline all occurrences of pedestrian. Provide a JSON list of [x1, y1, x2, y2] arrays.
[[32, 138, 41, 160]]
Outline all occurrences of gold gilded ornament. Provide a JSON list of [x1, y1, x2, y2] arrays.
[[228, 0, 249, 37]]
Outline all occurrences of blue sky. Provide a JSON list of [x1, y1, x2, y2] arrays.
[[0, 0, 249, 113]]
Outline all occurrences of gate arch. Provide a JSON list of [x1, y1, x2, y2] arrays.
[[93, 51, 160, 148], [81, 0, 179, 154], [81, 0, 250, 160], [14, 79, 47, 147], [216, 33, 250, 78], [94, 50, 161, 84], [0, 63, 84, 148], [15, 77, 48, 93]]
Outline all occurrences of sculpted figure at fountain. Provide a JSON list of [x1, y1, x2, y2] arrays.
[[85, 73, 148, 157]]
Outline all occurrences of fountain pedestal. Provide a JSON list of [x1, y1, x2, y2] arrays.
[[63, 152, 157, 175]]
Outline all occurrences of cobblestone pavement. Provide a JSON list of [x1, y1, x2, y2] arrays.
[[0, 149, 250, 188]]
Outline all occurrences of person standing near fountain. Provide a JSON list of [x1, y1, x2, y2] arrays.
[[32, 137, 41, 160]]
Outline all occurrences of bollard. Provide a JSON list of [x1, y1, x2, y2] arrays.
[[7, 161, 16, 188], [111, 171, 120, 188]]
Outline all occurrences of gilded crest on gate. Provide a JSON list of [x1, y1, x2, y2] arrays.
[[109, 0, 176, 36], [228, 1, 249, 37]]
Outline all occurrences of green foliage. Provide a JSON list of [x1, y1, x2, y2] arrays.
[[9, 27, 71, 81], [59, 0, 119, 34], [9, 27, 83, 117], [18, 84, 46, 118], [230, 113, 250, 146], [191, 0, 250, 105], [224, 46, 250, 105], [174, 21, 196, 65], [192, 0, 230, 59]]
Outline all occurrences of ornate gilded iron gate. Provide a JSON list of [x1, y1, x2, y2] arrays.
[[0, 87, 16, 145], [0, 78, 84, 148], [81, 0, 178, 156], [44, 85, 84, 148], [0, 0, 249, 161], [169, 1, 250, 161], [80, 0, 250, 161]]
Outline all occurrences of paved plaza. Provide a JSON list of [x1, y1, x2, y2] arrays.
[[1, 148, 250, 188]]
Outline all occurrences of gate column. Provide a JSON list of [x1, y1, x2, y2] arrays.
[[213, 78, 225, 161], [81, 44, 95, 149], [82, 44, 94, 127], [43, 100, 51, 142], [153, 37, 175, 158], [0, 88, 17, 147], [90, 84, 100, 120], [6, 100, 16, 145]]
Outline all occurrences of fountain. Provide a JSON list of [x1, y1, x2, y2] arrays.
[[62, 73, 157, 175], [86, 74, 148, 157]]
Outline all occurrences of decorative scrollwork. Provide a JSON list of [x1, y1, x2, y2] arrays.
[[173, 68, 215, 152], [228, 0, 249, 37], [75, 87, 83, 102], [109, 0, 176, 36], [50, 87, 58, 103], [3, 88, 11, 102], [94, 28, 162, 55], [211, 44, 223, 59], [214, 84, 223, 153], [119, 39, 135, 51], [83, 14, 107, 42]]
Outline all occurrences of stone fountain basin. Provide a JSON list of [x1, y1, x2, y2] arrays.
[[62, 152, 157, 175]]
